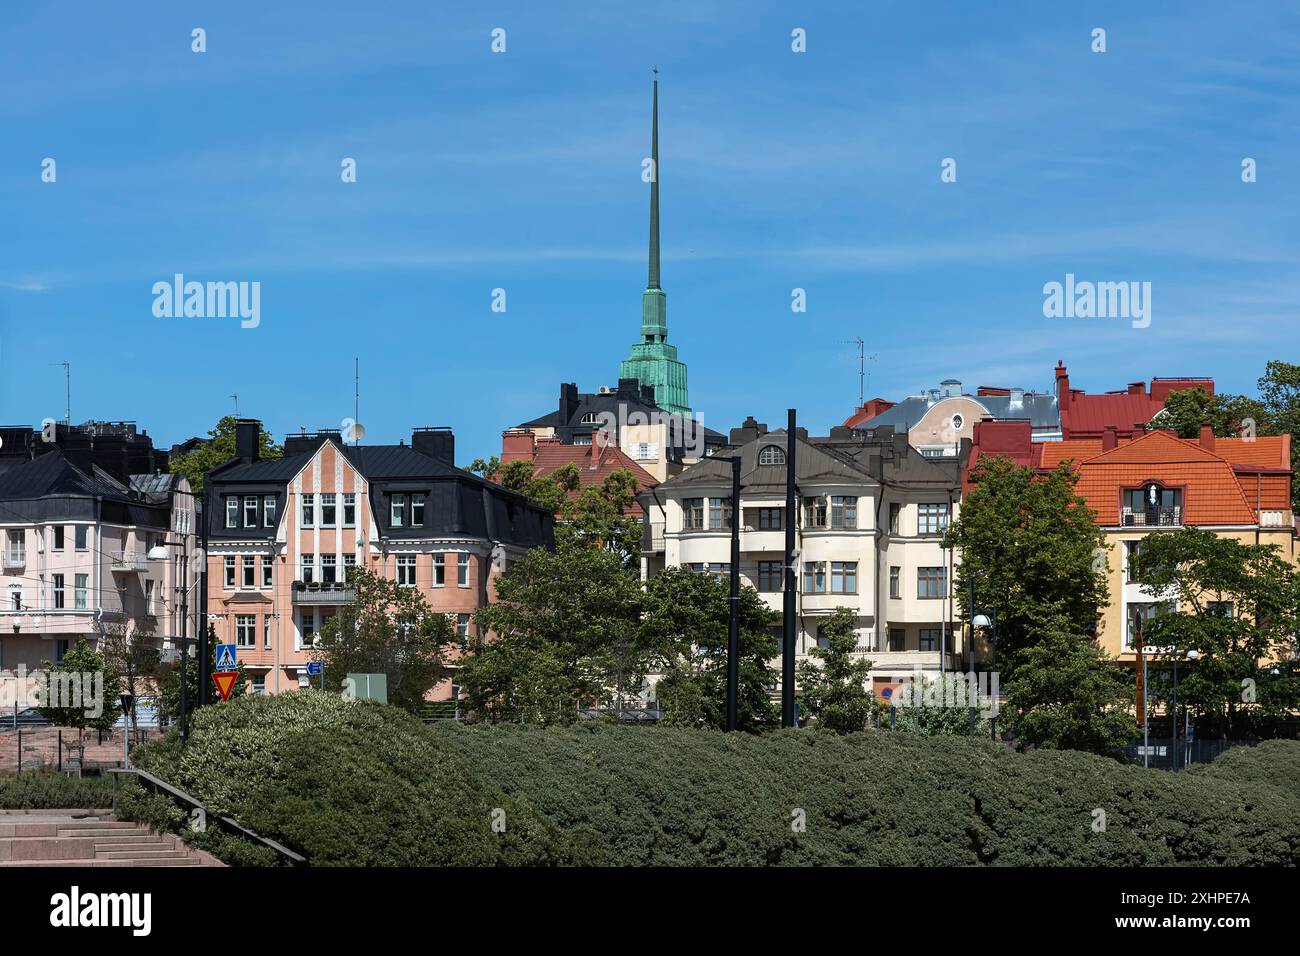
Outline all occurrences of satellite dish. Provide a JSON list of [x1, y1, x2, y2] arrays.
[[350, 422, 366, 442]]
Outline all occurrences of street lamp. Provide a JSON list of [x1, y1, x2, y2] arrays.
[[1170, 648, 1198, 772], [119, 693, 134, 767], [148, 539, 203, 745]]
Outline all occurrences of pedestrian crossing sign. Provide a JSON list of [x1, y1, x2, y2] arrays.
[[215, 643, 237, 671]]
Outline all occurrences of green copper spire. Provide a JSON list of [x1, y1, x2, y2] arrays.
[[620, 70, 691, 417]]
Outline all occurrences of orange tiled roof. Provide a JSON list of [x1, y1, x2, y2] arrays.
[[1037, 439, 1103, 469], [531, 441, 657, 516], [1213, 435, 1290, 469]]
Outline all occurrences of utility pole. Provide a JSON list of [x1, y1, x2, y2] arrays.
[[726, 454, 741, 731], [51, 362, 70, 422], [1136, 612, 1147, 769], [782, 409, 798, 728]]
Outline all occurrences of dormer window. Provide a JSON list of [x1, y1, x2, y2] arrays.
[[1122, 484, 1182, 526], [758, 445, 786, 465]]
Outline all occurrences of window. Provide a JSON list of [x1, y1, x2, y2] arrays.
[[1124, 541, 1143, 583], [919, 628, 940, 652], [758, 507, 782, 530], [757, 560, 782, 592], [889, 566, 901, 599], [262, 558, 273, 589], [391, 494, 405, 526], [1127, 601, 1175, 648], [412, 494, 426, 526], [709, 497, 732, 530], [343, 554, 356, 578], [300, 610, 316, 647], [758, 445, 786, 465], [52, 526, 64, 550], [301, 494, 315, 527], [322, 555, 337, 584], [74, 574, 88, 609], [889, 629, 906, 652], [55, 639, 68, 663], [263, 495, 276, 527], [9, 586, 20, 611], [803, 561, 827, 594], [226, 497, 239, 528], [243, 496, 258, 528], [302, 554, 315, 584], [830, 496, 857, 529], [321, 493, 337, 526], [433, 554, 445, 586], [683, 498, 705, 530], [1207, 601, 1234, 618], [1124, 485, 1183, 526], [688, 562, 730, 580], [52, 574, 65, 609], [235, 615, 256, 648], [918, 502, 949, 535], [75, 526, 88, 550], [144, 579, 154, 615], [889, 503, 901, 534], [264, 616, 273, 648], [830, 561, 857, 594], [458, 554, 470, 587], [251, 675, 266, 696], [917, 566, 946, 599], [803, 497, 827, 528], [633, 442, 657, 461], [242, 556, 256, 588], [224, 556, 236, 588], [396, 555, 416, 587], [343, 493, 356, 526], [456, 613, 471, 643]]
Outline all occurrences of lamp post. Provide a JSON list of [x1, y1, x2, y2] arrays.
[[1170, 648, 1198, 771], [119, 693, 133, 767], [970, 612, 991, 736], [725, 454, 741, 732], [148, 537, 203, 745]]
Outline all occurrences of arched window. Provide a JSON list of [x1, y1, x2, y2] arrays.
[[758, 445, 786, 465]]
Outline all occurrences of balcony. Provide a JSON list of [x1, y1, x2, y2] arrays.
[[109, 550, 149, 573], [2, 550, 24, 570], [292, 583, 356, 605], [1121, 507, 1181, 528], [642, 534, 665, 554]]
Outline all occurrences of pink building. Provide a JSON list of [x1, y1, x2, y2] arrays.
[[202, 421, 553, 697]]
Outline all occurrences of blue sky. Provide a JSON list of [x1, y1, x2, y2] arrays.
[[2, 1, 1297, 464]]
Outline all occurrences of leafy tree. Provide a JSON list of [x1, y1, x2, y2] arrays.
[[36, 639, 118, 732], [556, 468, 643, 565], [462, 544, 645, 723], [96, 620, 162, 737], [466, 455, 501, 480], [1004, 614, 1135, 756], [157, 626, 248, 722], [1151, 388, 1265, 440], [642, 567, 779, 732], [169, 415, 283, 492], [946, 456, 1109, 683], [796, 607, 876, 733], [1129, 527, 1300, 740], [890, 699, 988, 737], [315, 567, 455, 714]]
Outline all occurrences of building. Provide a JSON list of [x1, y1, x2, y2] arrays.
[[500, 429, 658, 517], [513, 379, 724, 483], [966, 418, 1296, 661], [842, 379, 1060, 456], [618, 75, 690, 416], [202, 421, 553, 697], [641, 419, 965, 697], [1053, 361, 1214, 439], [0, 421, 197, 673]]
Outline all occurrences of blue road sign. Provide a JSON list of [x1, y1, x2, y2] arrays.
[[214, 643, 237, 671], [306, 661, 323, 677]]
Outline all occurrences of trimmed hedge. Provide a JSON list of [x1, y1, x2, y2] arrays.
[[431, 724, 1300, 866], [121, 691, 579, 866], [0, 770, 114, 809], [121, 693, 1300, 866]]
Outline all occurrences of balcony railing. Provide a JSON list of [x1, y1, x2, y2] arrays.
[[1121, 507, 1181, 527], [643, 535, 666, 553], [109, 550, 149, 572], [2, 550, 24, 570], [291, 583, 356, 605]]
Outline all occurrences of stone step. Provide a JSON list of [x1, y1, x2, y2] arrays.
[[99, 849, 189, 860]]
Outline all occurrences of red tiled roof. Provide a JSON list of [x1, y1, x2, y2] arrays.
[[531, 441, 658, 517], [1060, 393, 1163, 438]]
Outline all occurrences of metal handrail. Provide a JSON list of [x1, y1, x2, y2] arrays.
[[107, 766, 306, 865]]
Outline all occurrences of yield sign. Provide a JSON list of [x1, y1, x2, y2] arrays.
[[212, 671, 238, 702]]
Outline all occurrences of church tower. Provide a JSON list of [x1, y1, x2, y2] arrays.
[[619, 73, 691, 416]]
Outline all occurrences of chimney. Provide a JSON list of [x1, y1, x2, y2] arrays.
[[729, 415, 764, 446], [1127, 382, 1145, 396], [1199, 423, 1216, 452], [559, 382, 580, 425], [591, 428, 609, 469], [235, 419, 261, 462], [1103, 424, 1118, 451], [501, 429, 536, 465], [892, 431, 909, 459], [1055, 361, 1070, 414], [412, 427, 455, 466]]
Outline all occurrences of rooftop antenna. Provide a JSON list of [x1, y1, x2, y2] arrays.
[[840, 339, 876, 407], [230, 394, 240, 417], [354, 357, 360, 445], [51, 362, 70, 423]]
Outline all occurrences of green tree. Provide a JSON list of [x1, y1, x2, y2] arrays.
[[462, 544, 645, 723], [946, 456, 1109, 683], [157, 627, 248, 721], [36, 639, 118, 732], [315, 567, 455, 714], [796, 607, 876, 733], [556, 468, 644, 566], [1129, 527, 1300, 740], [169, 415, 283, 493], [466, 455, 501, 480], [1004, 614, 1135, 756], [641, 567, 779, 732], [1151, 388, 1266, 440]]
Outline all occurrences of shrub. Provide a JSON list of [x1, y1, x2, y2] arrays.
[[0, 770, 114, 809], [1189, 739, 1300, 793]]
